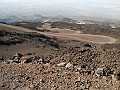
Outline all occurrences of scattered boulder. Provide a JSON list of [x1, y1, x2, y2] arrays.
[[0, 37, 25, 46], [0, 30, 8, 37], [95, 67, 113, 77], [23, 58, 32, 63], [95, 67, 114, 77], [103, 67, 113, 76], [16, 53, 23, 58], [2, 53, 48, 64], [20, 55, 34, 63], [57, 62, 66, 67], [5, 59, 14, 64], [84, 44, 92, 48], [13, 53, 23, 60], [21, 55, 31, 59]]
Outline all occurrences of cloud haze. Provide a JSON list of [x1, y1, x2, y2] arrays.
[[0, 0, 120, 19]]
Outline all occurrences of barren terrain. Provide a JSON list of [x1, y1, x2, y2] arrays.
[[0, 23, 117, 44], [0, 22, 120, 90]]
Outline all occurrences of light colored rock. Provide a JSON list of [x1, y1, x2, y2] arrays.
[[51, 87, 56, 90], [112, 75, 117, 81], [22, 58, 32, 63], [65, 62, 73, 68], [95, 68, 104, 76], [20, 55, 33, 63], [39, 79, 44, 83], [6, 59, 14, 64], [77, 67, 81, 71], [75, 77, 81, 82], [57, 62, 66, 67], [37, 59, 43, 64], [21, 55, 32, 60], [29, 84, 34, 88], [14, 53, 23, 58], [80, 85, 85, 89], [14, 56, 19, 61], [75, 72, 80, 75], [13, 53, 23, 60], [44, 63, 51, 67]]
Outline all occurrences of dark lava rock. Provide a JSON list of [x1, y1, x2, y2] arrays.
[[0, 30, 6, 36], [84, 44, 92, 48], [25, 76, 30, 80], [24, 32, 60, 48], [0, 57, 4, 60], [0, 37, 25, 46], [13, 53, 23, 60], [95, 68, 112, 77], [23, 58, 32, 63]]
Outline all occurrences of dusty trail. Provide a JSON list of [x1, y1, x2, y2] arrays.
[[0, 23, 117, 44]]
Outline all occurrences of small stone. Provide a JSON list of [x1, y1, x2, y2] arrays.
[[91, 71, 95, 75], [51, 87, 56, 90], [75, 72, 80, 75], [29, 84, 34, 88], [65, 62, 73, 68], [44, 63, 51, 67], [95, 68, 104, 76], [75, 77, 81, 82], [39, 79, 45, 83], [14, 56, 19, 61], [1, 83, 5, 87], [80, 85, 85, 89], [77, 67, 81, 71], [57, 62, 66, 67], [25, 76, 30, 80], [86, 84, 90, 89], [37, 59, 43, 64], [6, 59, 14, 64], [102, 76, 108, 80]]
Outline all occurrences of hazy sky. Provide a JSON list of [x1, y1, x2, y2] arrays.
[[0, 0, 120, 19]]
